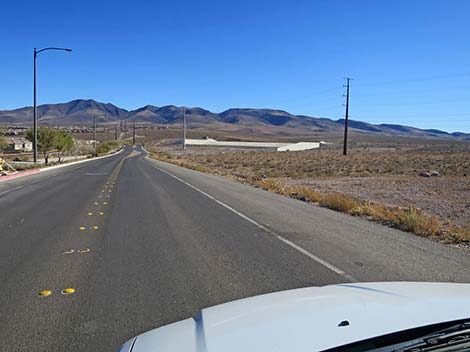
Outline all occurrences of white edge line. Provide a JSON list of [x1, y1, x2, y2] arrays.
[[145, 157, 356, 282]]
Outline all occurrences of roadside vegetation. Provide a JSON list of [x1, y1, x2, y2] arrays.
[[25, 127, 74, 164], [96, 140, 124, 155], [151, 145, 470, 245], [0, 130, 7, 151]]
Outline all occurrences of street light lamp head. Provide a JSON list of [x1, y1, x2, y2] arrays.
[[65, 48, 72, 52]]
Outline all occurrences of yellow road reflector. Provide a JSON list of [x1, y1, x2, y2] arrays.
[[91, 225, 99, 230], [103, 202, 108, 205], [61, 288, 75, 295], [101, 190, 105, 193], [99, 212, 104, 216], [79, 226, 86, 230], [38, 290, 52, 297], [108, 190, 112, 193], [78, 248, 90, 253], [87, 212, 93, 216], [94, 202, 99, 205], [63, 249, 75, 254]]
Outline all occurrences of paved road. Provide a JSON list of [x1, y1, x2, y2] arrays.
[[1, 145, 469, 351]]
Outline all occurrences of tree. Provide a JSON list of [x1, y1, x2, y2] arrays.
[[0, 131, 7, 152], [55, 131, 74, 163], [26, 127, 58, 164]]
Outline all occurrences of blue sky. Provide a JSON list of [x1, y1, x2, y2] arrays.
[[1, 0, 469, 132]]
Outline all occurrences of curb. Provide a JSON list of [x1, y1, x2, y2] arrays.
[[0, 147, 125, 183], [0, 169, 41, 181]]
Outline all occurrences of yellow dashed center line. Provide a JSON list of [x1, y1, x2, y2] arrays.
[[38, 154, 131, 298]]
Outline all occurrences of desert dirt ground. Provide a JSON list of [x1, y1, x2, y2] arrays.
[[150, 140, 469, 236]]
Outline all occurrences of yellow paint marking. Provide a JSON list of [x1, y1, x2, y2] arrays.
[[61, 288, 75, 295], [105, 195, 110, 198], [101, 190, 105, 193], [79, 226, 86, 230], [78, 248, 90, 253], [108, 190, 112, 193], [98, 195, 103, 198], [99, 212, 104, 216], [94, 202, 99, 205], [38, 290, 52, 297], [103, 202, 108, 205], [63, 249, 75, 254], [87, 212, 93, 216], [91, 226, 99, 230]]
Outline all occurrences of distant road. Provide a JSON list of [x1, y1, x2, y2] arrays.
[[0, 145, 469, 351]]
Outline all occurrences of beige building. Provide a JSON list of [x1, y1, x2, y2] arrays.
[[7, 138, 33, 152]]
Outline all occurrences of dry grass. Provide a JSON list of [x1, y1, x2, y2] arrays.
[[319, 193, 359, 212], [151, 150, 470, 244], [351, 202, 469, 243]]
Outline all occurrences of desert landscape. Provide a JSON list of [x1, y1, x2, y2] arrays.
[[149, 137, 469, 244], [2, 99, 469, 243]]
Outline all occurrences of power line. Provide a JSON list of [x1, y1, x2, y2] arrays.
[[353, 71, 470, 88]]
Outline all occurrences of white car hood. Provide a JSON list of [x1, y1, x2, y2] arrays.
[[128, 282, 470, 352]]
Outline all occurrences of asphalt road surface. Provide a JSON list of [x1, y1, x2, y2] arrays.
[[1, 145, 469, 351]]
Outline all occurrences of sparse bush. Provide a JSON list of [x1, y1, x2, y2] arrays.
[[96, 140, 123, 155], [319, 193, 359, 213], [288, 186, 321, 202]]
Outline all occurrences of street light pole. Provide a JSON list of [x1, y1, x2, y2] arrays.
[[33, 48, 37, 163], [33, 47, 71, 164]]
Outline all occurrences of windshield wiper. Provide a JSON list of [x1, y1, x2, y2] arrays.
[[391, 322, 470, 352]]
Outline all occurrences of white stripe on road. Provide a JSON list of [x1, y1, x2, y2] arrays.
[[146, 159, 356, 282]]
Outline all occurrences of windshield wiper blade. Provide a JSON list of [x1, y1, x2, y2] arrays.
[[397, 323, 470, 352]]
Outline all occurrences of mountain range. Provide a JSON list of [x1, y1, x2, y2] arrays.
[[0, 99, 468, 141]]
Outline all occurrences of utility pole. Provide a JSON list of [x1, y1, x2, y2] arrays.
[[183, 107, 187, 151], [343, 78, 351, 156], [132, 118, 136, 145], [93, 115, 97, 157], [115, 123, 118, 140]]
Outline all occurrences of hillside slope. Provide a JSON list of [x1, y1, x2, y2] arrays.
[[0, 99, 468, 141]]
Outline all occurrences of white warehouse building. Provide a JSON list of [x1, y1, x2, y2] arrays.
[[184, 138, 327, 151]]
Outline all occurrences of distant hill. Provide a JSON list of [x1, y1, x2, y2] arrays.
[[0, 99, 468, 141], [0, 99, 128, 125]]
